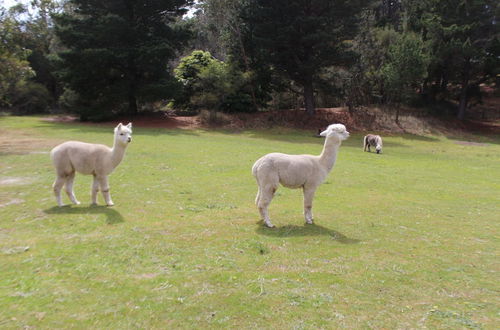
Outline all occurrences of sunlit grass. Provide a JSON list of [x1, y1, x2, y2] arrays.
[[1, 116, 499, 328]]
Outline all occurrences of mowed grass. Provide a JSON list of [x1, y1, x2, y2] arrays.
[[0, 116, 499, 329]]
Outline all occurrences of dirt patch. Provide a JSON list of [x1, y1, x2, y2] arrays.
[[1, 245, 30, 255], [45, 112, 200, 129], [0, 198, 25, 208], [454, 141, 489, 147], [0, 137, 54, 154], [0, 127, 61, 155], [0, 177, 31, 185], [46, 106, 500, 137]]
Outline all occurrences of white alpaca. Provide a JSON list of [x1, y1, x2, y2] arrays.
[[50, 123, 132, 207], [252, 123, 349, 228]]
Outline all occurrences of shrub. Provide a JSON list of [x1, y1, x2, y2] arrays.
[[173, 50, 258, 113], [57, 88, 79, 112], [11, 81, 51, 114]]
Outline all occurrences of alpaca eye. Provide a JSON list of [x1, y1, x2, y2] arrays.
[[120, 133, 124, 136]]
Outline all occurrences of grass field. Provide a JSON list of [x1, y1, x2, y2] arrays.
[[1, 116, 499, 328]]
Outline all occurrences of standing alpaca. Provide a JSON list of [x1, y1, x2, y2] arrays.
[[363, 134, 383, 154], [50, 123, 132, 207], [252, 123, 349, 228]]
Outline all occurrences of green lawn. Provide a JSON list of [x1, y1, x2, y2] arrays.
[[1, 116, 499, 328]]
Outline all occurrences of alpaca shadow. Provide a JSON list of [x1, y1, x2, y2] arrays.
[[44, 205, 124, 224], [256, 222, 360, 244]]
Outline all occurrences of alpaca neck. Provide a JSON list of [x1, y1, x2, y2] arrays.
[[319, 136, 341, 172], [110, 141, 127, 169]]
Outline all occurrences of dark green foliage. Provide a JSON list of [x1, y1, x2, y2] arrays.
[[351, 0, 499, 119], [420, 0, 499, 119], [173, 50, 215, 110], [380, 32, 429, 104], [239, 0, 370, 115], [54, 0, 193, 120], [23, 0, 63, 105], [0, 5, 35, 109], [173, 50, 258, 113], [57, 87, 79, 111], [10, 81, 52, 114], [2, 0, 498, 120], [190, 0, 273, 112], [380, 31, 429, 122]]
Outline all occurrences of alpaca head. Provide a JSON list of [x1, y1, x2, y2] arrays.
[[376, 144, 382, 153], [114, 123, 133, 146], [320, 124, 349, 141]]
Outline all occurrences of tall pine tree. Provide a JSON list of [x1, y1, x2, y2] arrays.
[[421, 0, 499, 119], [54, 0, 192, 120], [240, 0, 370, 115]]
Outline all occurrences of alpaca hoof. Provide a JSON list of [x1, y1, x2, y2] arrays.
[[91, 202, 98, 206], [306, 219, 314, 225], [264, 222, 275, 228], [106, 202, 114, 207], [73, 201, 81, 205]]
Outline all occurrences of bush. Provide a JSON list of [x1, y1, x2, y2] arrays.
[[173, 50, 258, 113], [11, 81, 51, 114], [57, 88, 79, 111]]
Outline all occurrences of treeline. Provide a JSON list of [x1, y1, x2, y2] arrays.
[[1, 0, 498, 121]]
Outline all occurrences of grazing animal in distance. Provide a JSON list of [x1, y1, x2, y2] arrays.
[[363, 134, 383, 154], [252, 123, 350, 228], [50, 123, 132, 207]]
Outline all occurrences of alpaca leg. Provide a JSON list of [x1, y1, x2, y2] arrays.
[[91, 175, 99, 205], [257, 185, 277, 228], [52, 175, 66, 207], [64, 171, 80, 205], [303, 187, 316, 224], [97, 176, 114, 206]]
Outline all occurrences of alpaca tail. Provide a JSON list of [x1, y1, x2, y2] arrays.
[[252, 159, 263, 205], [363, 135, 367, 150], [255, 188, 261, 205]]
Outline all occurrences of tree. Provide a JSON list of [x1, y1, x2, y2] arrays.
[[0, 5, 35, 108], [23, 0, 64, 103], [380, 31, 429, 122], [173, 50, 252, 115], [54, 0, 193, 120], [173, 50, 214, 109], [189, 0, 271, 112], [421, 0, 499, 119], [239, 0, 370, 115]]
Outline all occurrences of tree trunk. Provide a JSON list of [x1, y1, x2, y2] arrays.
[[457, 58, 471, 120], [457, 86, 468, 120], [303, 80, 315, 116], [233, 24, 259, 112], [128, 91, 138, 115]]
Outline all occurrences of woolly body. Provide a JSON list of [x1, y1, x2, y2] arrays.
[[363, 134, 383, 153], [252, 123, 349, 227], [50, 123, 132, 206]]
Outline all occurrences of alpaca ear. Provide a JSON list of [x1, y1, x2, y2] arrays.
[[126, 123, 132, 129], [117, 123, 123, 129], [319, 129, 329, 137]]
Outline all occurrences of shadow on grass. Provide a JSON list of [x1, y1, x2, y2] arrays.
[[256, 223, 360, 244], [34, 119, 200, 137], [44, 205, 124, 224], [399, 133, 439, 142]]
